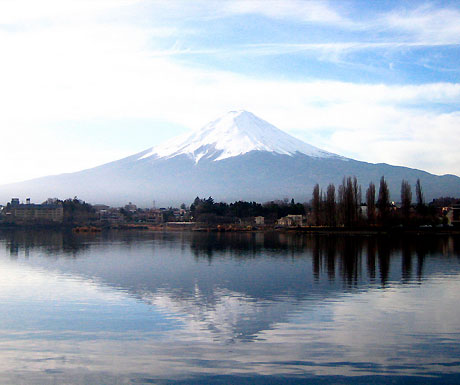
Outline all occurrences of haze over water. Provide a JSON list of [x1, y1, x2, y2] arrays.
[[1, 230, 460, 384]]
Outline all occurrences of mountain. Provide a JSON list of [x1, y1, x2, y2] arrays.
[[141, 109, 338, 162], [1, 110, 459, 206]]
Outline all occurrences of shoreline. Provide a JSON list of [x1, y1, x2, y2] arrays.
[[1, 222, 459, 236]]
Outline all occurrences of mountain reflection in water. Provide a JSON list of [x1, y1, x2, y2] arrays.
[[0, 230, 460, 384]]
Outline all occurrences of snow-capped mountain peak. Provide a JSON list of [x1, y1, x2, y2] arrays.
[[140, 110, 337, 163]]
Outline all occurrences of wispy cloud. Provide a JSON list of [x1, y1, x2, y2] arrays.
[[123, 1, 460, 69], [220, 0, 351, 25], [384, 4, 460, 45], [137, 0, 352, 26], [228, 40, 460, 57]]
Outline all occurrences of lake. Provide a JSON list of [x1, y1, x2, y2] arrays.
[[0, 229, 460, 384]]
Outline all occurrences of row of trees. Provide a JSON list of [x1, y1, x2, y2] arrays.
[[190, 176, 457, 226], [190, 196, 305, 223], [311, 176, 439, 227]]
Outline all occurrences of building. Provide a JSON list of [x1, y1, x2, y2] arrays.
[[360, 204, 368, 219], [4, 199, 64, 224], [133, 209, 164, 224], [93, 204, 110, 212], [254, 216, 265, 225], [146, 209, 164, 223], [447, 204, 460, 226], [124, 202, 137, 212], [96, 207, 124, 223], [277, 214, 304, 227]]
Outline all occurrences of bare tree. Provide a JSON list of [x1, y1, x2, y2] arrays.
[[339, 176, 360, 227], [355, 178, 362, 224], [415, 178, 426, 216], [337, 183, 345, 225], [366, 182, 376, 224], [325, 183, 336, 227], [400, 180, 412, 221], [377, 176, 390, 224], [416, 179, 424, 206], [312, 184, 321, 226]]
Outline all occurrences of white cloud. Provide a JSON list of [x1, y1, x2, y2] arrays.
[[0, 0, 137, 24], [322, 108, 460, 176]]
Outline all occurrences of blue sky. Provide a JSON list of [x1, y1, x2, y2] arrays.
[[0, 0, 459, 185]]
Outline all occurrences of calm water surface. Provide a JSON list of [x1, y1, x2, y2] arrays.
[[0, 230, 460, 384]]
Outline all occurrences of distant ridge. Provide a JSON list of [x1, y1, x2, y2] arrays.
[[0, 111, 459, 206]]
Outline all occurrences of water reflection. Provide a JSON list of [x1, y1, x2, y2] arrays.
[[0, 230, 460, 384], [3, 230, 460, 274]]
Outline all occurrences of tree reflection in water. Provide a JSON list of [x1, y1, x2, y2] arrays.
[[1, 229, 459, 287]]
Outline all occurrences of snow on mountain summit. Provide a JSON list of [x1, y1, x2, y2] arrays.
[[140, 110, 337, 163]]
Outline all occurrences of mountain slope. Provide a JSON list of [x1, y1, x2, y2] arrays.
[[0, 111, 459, 206]]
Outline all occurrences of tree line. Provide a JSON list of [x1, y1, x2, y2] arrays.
[[310, 176, 453, 227], [190, 196, 305, 224], [189, 176, 458, 226]]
